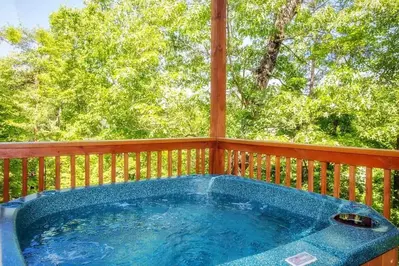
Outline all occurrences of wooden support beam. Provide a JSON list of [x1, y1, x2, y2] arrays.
[[210, 0, 227, 174]]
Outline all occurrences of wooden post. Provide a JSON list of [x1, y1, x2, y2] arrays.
[[210, 0, 227, 174]]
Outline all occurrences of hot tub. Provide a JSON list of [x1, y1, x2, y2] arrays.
[[1, 175, 398, 265]]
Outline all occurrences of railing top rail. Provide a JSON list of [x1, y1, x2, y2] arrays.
[[218, 138, 399, 158], [0, 138, 216, 149], [0, 138, 216, 159]]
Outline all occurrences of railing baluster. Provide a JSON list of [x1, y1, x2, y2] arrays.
[[349, 165, 356, 201], [275, 156, 281, 184], [233, 150, 239, 175], [55, 156, 61, 190], [257, 154, 262, 180], [227, 150, 232, 174], [384, 169, 391, 219], [22, 158, 28, 196], [3, 159, 10, 202], [366, 167, 372, 206], [98, 154, 103, 185], [178, 150, 182, 176], [249, 153, 254, 178], [333, 164, 341, 198], [157, 151, 162, 178], [70, 155, 76, 188], [308, 160, 314, 192], [296, 159, 302, 189], [147, 152, 151, 179], [266, 155, 271, 182], [321, 162, 327, 195], [240, 151, 246, 176], [39, 157, 44, 192], [85, 154, 90, 187], [124, 153, 129, 182], [136, 152, 141, 181], [201, 149, 205, 174], [111, 154, 116, 183], [168, 150, 172, 177], [285, 157, 291, 187], [187, 149, 191, 174]]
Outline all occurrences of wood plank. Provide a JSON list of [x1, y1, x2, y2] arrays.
[[349, 165, 356, 201], [39, 157, 44, 192], [217, 139, 399, 170], [384, 169, 391, 219], [147, 151, 151, 180], [201, 149, 206, 174], [266, 155, 271, 182], [124, 153, 129, 182], [98, 154, 103, 185], [157, 151, 162, 178], [85, 154, 90, 186], [3, 159, 10, 202], [257, 154, 262, 180], [275, 156, 281, 184], [296, 159, 302, 189], [366, 167, 372, 206], [195, 149, 200, 174], [210, 0, 226, 139], [71, 155, 76, 188], [285, 157, 291, 187], [111, 154, 116, 183], [308, 160, 314, 192], [226, 150, 232, 174], [55, 156, 61, 190], [0, 138, 216, 159], [321, 162, 327, 195], [22, 158, 28, 196], [249, 153, 254, 178], [168, 150, 172, 177], [187, 149, 191, 174], [333, 163, 341, 198], [177, 150, 182, 176], [233, 150, 239, 175], [382, 248, 398, 266], [240, 151, 246, 177], [136, 152, 141, 181]]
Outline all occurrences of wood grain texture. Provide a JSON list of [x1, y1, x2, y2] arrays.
[[233, 150, 239, 175], [334, 163, 341, 198], [240, 151, 246, 177], [3, 159, 9, 202], [55, 156, 61, 190], [257, 154, 262, 180], [321, 162, 327, 195], [147, 151, 151, 180], [177, 150, 182, 176], [266, 155, 271, 182], [384, 169, 391, 219], [296, 159, 302, 189], [157, 151, 162, 178], [349, 165, 356, 201], [308, 160, 314, 192], [124, 153, 129, 182], [285, 157, 291, 187], [249, 153, 254, 178], [361, 248, 398, 266]]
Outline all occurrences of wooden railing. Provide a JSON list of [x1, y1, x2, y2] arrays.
[[1, 137, 399, 221], [0, 138, 215, 203], [217, 138, 399, 220]]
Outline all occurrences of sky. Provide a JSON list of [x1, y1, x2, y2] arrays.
[[0, 0, 84, 57]]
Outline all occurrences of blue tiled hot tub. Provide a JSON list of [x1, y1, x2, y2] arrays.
[[1, 175, 398, 265]]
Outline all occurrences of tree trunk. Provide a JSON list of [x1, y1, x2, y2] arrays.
[[255, 0, 302, 89]]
